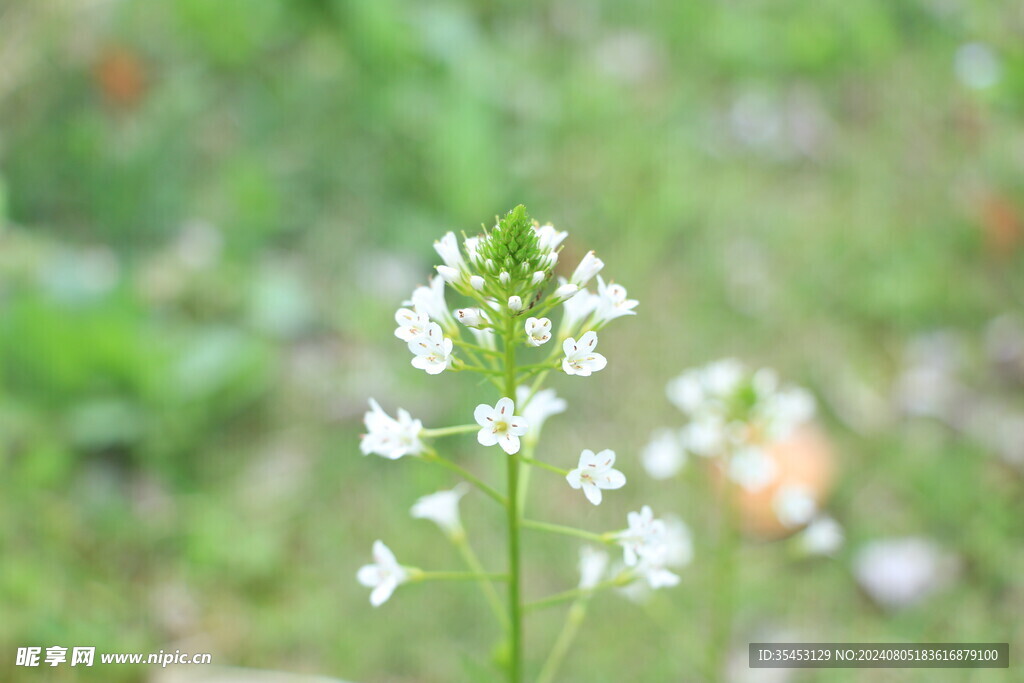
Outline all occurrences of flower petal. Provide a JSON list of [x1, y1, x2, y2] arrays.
[[373, 540, 396, 567], [495, 397, 515, 419], [370, 577, 398, 606], [595, 449, 616, 469], [357, 564, 381, 587], [583, 483, 603, 505], [579, 331, 598, 351], [601, 469, 626, 490], [499, 432, 520, 454], [507, 418, 529, 436], [563, 337, 577, 356], [473, 403, 495, 427], [565, 469, 582, 489], [478, 427, 499, 447]]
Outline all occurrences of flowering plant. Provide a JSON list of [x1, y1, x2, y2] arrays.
[[357, 206, 684, 681]]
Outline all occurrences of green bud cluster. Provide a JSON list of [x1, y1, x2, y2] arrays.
[[475, 206, 553, 301]]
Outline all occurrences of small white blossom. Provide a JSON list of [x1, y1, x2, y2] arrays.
[[508, 295, 523, 312], [641, 429, 686, 479], [436, 265, 461, 284], [407, 277, 454, 330], [470, 275, 485, 291], [394, 307, 431, 342], [534, 223, 568, 252], [542, 251, 559, 269], [514, 386, 567, 439], [360, 399, 424, 459], [456, 307, 488, 328], [759, 387, 816, 440], [798, 515, 844, 556], [773, 485, 817, 528], [728, 445, 777, 492], [434, 232, 465, 270], [463, 236, 482, 264], [531, 271, 545, 286], [553, 282, 579, 300], [411, 484, 469, 537], [853, 537, 959, 610], [578, 546, 609, 589], [566, 448, 626, 505], [499, 271, 511, 285], [617, 505, 667, 567], [666, 371, 705, 415], [704, 358, 745, 396], [571, 250, 604, 287], [474, 397, 529, 454], [357, 540, 408, 607], [679, 413, 727, 457], [524, 317, 552, 346], [562, 331, 607, 376], [408, 322, 454, 375], [592, 276, 638, 325]]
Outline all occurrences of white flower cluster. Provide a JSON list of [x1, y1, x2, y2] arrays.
[[642, 359, 815, 493], [615, 506, 691, 589]]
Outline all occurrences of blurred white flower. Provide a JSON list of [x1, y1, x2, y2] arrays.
[[680, 413, 727, 457], [534, 223, 568, 252], [759, 387, 816, 440], [705, 358, 745, 397], [394, 307, 431, 342], [474, 397, 529, 454], [728, 446, 777, 492], [553, 282, 580, 300], [571, 250, 605, 287], [560, 282, 598, 336], [853, 537, 959, 610], [797, 515, 844, 557], [641, 429, 686, 479], [772, 485, 817, 528], [357, 541, 408, 607], [566, 448, 626, 505], [562, 331, 608, 376], [436, 265, 460, 284], [470, 327, 497, 351], [463, 236, 482, 264], [515, 386, 567, 439], [434, 231, 465, 271], [411, 484, 469, 537], [407, 322, 454, 375], [662, 515, 695, 569], [524, 317, 552, 346], [407, 277, 455, 330], [578, 546, 609, 589], [955, 42, 1001, 90], [360, 399, 424, 459], [470, 275, 485, 291], [508, 295, 523, 312], [666, 371, 705, 414]]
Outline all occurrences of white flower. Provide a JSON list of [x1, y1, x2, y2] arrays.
[[394, 307, 431, 342], [662, 515, 694, 569], [617, 505, 667, 567], [407, 277, 454, 330], [499, 271, 511, 286], [541, 251, 559, 269], [470, 275, 485, 291], [798, 515, 844, 557], [760, 387, 816, 440], [534, 223, 568, 252], [553, 282, 579, 300], [407, 322, 454, 375], [679, 413, 727, 457], [531, 271, 545, 286], [641, 429, 686, 479], [456, 307, 488, 328], [704, 358, 745, 396], [508, 296, 523, 312], [853, 537, 959, 609], [436, 265, 461, 284], [464, 236, 482, 264], [571, 250, 604, 287], [578, 546, 609, 589], [635, 549, 681, 589], [434, 232, 465, 270], [514, 386, 567, 439], [566, 448, 626, 505], [562, 331, 607, 376], [728, 445, 777, 492], [524, 317, 552, 346], [666, 371, 705, 415], [592, 276, 638, 325], [357, 540, 408, 607], [474, 397, 529, 454], [411, 484, 469, 537], [360, 399, 424, 459], [772, 485, 817, 528]]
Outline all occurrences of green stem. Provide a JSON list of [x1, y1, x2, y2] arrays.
[[709, 478, 740, 682], [421, 424, 479, 438], [420, 451, 506, 506], [453, 535, 510, 631], [536, 601, 587, 683], [523, 577, 624, 612], [503, 314, 524, 683], [521, 519, 612, 544], [519, 456, 569, 476], [454, 340, 503, 357]]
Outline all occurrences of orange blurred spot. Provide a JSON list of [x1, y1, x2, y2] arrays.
[[94, 47, 147, 108], [979, 194, 1022, 258]]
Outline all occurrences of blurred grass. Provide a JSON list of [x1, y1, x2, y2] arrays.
[[1, 0, 1023, 681]]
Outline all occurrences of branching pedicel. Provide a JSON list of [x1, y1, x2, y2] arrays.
[[357, 206, 680, 682]]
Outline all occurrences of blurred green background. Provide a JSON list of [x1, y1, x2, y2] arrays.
[[1, 1, 1022, 681]]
